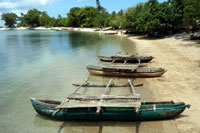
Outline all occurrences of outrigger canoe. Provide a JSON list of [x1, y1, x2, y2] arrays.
[[30, 79, 190, 121], [98, 55, 153, 63], [86, 64, 166, 77], [30, 98, 190, 121]]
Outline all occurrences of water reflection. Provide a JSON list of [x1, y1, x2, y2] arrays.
[[67, 31, 102, 49], [67, 31, 121, 51]]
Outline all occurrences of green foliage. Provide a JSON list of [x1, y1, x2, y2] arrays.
[[39, 12, 51, 27], [170, 0, 184, 30], [1, 13, 18, 27], [2, 0, 199, 34], [55, 15, 68, 27], [110, 15, 124, 29], [17, 22, 29, 27], [108, 10, 125, 29], [183, 0, 200, 30], [67, 7, 82, 27], [23, 9, 42, 27], [67, 6, 98, 27], [122, 0, 189, 35], [16, 9, 67, 28], [93, 11, 110, 27], [122, 3, 147, 32], [80, 6, 98, 27], [48, 17, 57, 27]]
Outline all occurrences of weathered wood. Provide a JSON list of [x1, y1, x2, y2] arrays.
[[102, 65, 138, 70], [96, 106, 101, 114], [104, 79, 113, 95], [111, 59, 115, 63], [86, 64, 166, 77], [101, 94, 140, 100], [67, 93, 140, 100], [31, 98, 190, 121], [67, 93, 100, 100], [74, 78, 88, 93], [98, 55, 153, 64], [97, 79, 113, 113], [87, 64, 163, 72], [104, 64, 139, 68], [57, 101, 141, 109], [128, 80, 136, 95], [72, 83, 143, 87]]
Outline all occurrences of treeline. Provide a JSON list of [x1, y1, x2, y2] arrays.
[[1, 9, 68, 28], [1, 0, 200, 35], [122, 0, 200, 35]]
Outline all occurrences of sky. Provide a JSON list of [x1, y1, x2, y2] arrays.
[[0, 0, 166, 26]]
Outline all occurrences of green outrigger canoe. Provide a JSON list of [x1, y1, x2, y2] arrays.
[[30, 97, 190, 121], [30, 79, 190, 121]]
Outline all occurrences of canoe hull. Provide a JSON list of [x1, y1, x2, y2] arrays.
[[86, 65, 166, 78], [87, 69, 165, 77], [31, 98, 190, 121], [98, 56, 153, 63]]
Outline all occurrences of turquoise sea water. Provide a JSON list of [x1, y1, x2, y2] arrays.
[[0, 30, 138, 132]]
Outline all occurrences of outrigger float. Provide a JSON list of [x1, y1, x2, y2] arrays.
[[30, 79, 190, 121]]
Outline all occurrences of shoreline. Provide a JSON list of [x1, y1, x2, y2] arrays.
[[0, 26, 125, 35], [1, 26, 199, 132]]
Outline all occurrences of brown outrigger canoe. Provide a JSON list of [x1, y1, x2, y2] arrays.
[[98, 55, 153, 63], [86, 64, 166, 77]]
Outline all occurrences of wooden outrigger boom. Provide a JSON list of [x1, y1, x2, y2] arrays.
[[72, 82, 143, 87]]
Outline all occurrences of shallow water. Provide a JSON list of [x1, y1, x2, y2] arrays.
[[0, 30, 148, 133]]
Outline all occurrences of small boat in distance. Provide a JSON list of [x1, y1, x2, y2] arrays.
[[86, 64, 166, 77], [30, 98, 190, 121]]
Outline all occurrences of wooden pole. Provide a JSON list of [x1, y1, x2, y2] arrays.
[[111, 59, 115, 64], [97, 79, 113, 114], [72, 83, 143, 87], [114, 51, 122, 55], [128, 79, 136, 95], [74, 78, 88, 93], [104, 79, 113, 95]]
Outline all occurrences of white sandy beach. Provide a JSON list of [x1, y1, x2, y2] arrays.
[[126, 35, 200, 133]]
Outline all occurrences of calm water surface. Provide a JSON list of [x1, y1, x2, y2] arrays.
[[0, 30, 140, 132]]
